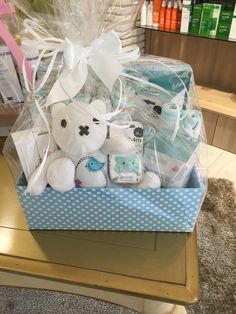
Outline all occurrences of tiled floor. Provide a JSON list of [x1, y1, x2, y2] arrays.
[[208, 145, 236, 191]]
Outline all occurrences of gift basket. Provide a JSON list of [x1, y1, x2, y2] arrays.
[[3, 0, 207, 231]]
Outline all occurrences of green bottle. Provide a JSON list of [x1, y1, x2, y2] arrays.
[[216, 3, 234, 40], [190, 4, 203, 35]]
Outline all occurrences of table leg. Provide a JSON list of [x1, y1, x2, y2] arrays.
[[143, 300, 187, 314]]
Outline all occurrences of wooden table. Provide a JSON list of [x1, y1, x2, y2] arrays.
[[0, 155, 199, 313]]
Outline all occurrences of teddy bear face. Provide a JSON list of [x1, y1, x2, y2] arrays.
[[51, 101, 107, 161]]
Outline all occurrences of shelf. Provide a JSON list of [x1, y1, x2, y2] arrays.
[[137, 25, 236, 43], [0, 104, 22, 127], [197, 86, 236, 153], [196, 86, 236, 119]]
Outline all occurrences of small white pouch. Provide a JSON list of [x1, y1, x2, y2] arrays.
[[12, 128, 57, 181]]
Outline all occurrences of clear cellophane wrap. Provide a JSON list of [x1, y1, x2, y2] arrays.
[[3, 0, 207, 197]]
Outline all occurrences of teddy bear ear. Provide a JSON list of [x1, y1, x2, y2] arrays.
[[51, 102, 66, 117], [87, 100, 107, 116]]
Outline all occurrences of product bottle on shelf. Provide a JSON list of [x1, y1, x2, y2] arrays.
[[171, 1, 178, 32], [141, 0, 147, 26], [159, 0, 167, 29], [146, 0, 154, 27], [188, 0, 196, 33], [153, 0, 162, 28], [229, 3, 236, 41], [180, 0, 192, 34], [177, 0, 183, 31], [209, 3, 222, 39], [216, 3, 234, 40], [0, 39, 24, 106], [165, 0, 173, 31]]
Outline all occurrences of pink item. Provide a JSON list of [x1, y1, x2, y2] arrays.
[[0, 1, 32, 81], [0, 2, 15, 15]]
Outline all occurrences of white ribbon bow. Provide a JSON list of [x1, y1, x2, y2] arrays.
[[22, 19, 140, 106], [45, 30, 139, 106]]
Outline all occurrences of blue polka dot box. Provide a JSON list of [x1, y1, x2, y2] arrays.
[[16, 168, 206, 232]]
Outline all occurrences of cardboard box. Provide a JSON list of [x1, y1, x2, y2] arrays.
[[16, 169, 205, 232], [15, 56, 206, 232]]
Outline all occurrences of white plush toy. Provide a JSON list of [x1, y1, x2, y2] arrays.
[[27, 100, 135, 195]]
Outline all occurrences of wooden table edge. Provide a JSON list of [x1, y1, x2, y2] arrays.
[[0, 229, 199, 305], [201, 107, 236, 120]]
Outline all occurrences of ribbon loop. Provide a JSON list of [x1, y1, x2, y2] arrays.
[[22, 18, 140, 106], [45, 30, 135, 106]]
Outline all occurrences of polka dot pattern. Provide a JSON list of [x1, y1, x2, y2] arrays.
[[17, 187, 203, 232], [17, 182, 205, 232]]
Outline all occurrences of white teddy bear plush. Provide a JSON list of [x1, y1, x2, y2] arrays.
[[27, 100, 134, 195]]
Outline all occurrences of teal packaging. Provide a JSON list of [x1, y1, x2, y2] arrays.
[[125, 57, 193, 97], [16, 169, 205, 232], [111, 84, 136, 108], [143, 126, 200, 188]]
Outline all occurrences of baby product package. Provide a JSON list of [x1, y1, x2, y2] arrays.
[[0, 0, 29, 106], [3, 0, 207, 231]]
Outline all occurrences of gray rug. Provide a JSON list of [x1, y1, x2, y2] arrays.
[[0, 288, 137, 314], [0, 178, 235, 314], [187, 178, 236, 314]]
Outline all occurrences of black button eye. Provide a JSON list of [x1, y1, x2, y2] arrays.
[[153, 105, 162, 115], [144, 99, 156, 106], [93, 118, 99, 125], [61, 119, 67, 128], [134, 127, 143, 138]]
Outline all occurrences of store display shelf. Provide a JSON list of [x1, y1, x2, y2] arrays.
[[136, 24, 236, 43], [0, 104, 22, 127], [197, 85, 236, 153], [196, 86, 236, 119]]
